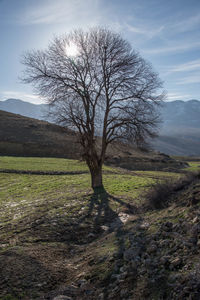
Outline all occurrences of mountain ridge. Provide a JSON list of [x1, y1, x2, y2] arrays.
[[0, 98, 48, 120], [1, 98, 200, 156]]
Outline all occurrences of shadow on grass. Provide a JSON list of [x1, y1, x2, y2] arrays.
[[2, 178, 193, 299], [78, 187, 136, 230], [0, 187, 137, 246], [0, 188, 138, 299]]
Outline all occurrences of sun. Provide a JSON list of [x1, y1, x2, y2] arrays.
[[65, 42, 79, 57]]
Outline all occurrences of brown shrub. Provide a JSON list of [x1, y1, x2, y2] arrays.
[[145, 172, 199, 209]]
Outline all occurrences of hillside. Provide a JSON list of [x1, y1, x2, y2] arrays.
[[1, 98, 200, 156], [0, 110, 81, 159], [0, 110, 186, 171]]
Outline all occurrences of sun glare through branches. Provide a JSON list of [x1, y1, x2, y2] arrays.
[[65, 42, 79, 57]]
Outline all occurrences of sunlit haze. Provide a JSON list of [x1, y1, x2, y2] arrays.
[[65, 42, 79, 57], [0, 0, 200, 104]]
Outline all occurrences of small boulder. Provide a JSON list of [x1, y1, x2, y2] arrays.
[[53, 296, 72, 300]]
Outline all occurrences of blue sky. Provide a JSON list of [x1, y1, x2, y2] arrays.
[[0, 0, 200, 104]]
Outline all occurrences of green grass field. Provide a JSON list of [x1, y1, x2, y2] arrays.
[[0, 156, 88, 172], [0, 156, 188, 238], [0, 156, 182, 206], [0, 156, 193, 207], [0, 156, 199, 300], [185, 161, 200, 172], [0, 156, 197, 245]]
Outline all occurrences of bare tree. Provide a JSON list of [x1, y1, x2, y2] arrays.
[[22, 28, 165, 190]]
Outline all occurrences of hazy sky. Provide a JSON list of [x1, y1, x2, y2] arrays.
[[0, 0, 200, 104]]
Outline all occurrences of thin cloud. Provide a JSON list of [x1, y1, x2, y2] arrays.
[[167, 93, 192, 100], [170, 13, 200, 34], [144, 41, 200, 55], [126, 23, 164, 38], [162, 59, 200, 78], [177, 74, 200, 85], [169, 59, 200, 73], [20, 0, 100, 25]]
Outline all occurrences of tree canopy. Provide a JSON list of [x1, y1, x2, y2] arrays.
[[22, 27, 165, 189]]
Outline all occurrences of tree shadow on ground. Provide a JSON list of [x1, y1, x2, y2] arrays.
[[78, 187, 137, 231], [0, 187, 175, 300], [0, 187, 138, 247], [0, 188, 140, 299]]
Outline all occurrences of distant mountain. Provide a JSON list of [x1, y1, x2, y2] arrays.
[[0, 98, 200, 156], [0, 98, 48, 120], [160, 100, 200, 131], [153, 129, 200, 156], [154, 100, 200, 156]]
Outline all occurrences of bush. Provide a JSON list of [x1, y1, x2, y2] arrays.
[[145, 179, 174, 209], [145, 172, 199, 209]]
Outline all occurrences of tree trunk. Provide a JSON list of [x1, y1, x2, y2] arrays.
[[84, 141, 104, 190], [90, 165, 103, 190]]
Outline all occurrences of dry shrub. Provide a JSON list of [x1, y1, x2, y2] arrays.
[[145, 172, 199, 209], [145, 179, 174, 209]]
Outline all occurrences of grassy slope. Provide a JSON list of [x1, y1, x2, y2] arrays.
[[0, 110, 188, 173], [0, 156, 88, 172], [0, 110, 81, 159], [0, 157, 199, 300]]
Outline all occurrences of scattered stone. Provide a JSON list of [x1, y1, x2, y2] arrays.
[[118, 212, 130, 224], [120, 288, 129, 297], [77, 279, 87, 288], [147, 243, 157, 254], [159, 239, 169, 247], [170, 257, 182, 268], [192, 216, 199, 223], [62, 285, 79, 296], [98, 256, 107, 263], [123, 247, 141, 261], [160, 256, 170, 265], [53, 296, 72, 300], [140, 222, 150, 229], [130, 260, 138, 270], [98, 292, 104, 300], [87, 233, 95, 238], [168, 273, 181, 283], [162, 222, 173, 231], [101, 225, 109, 231]]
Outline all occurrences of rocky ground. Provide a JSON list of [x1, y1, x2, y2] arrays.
[[0, 176, 200, 300], [44, 179, 200, 300]]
